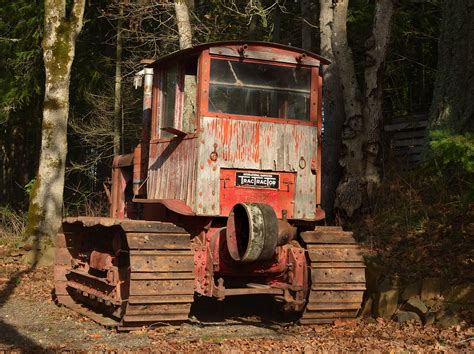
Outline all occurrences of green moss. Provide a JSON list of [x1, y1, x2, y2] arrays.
[[45, 18, 73, 78]]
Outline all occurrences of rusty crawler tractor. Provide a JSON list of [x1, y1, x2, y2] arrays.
[[54, 42, 366, 329]]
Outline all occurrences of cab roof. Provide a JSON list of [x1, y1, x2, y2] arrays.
[[147, 41, 330, 67]]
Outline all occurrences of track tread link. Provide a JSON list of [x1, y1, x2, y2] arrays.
[[54, 218, 194, 330], [300, 226, 366, 324]]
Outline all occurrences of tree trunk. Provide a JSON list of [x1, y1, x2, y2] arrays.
[[331, 0, 394, 216], [429, 1, 474, 133], [25, 0, 86, 265], [272, 3, 281, 43], [301, 0, 312, 51], [114, 1, 123, 156], [174, 0, 193, 50], [319, 0, 346, 216]]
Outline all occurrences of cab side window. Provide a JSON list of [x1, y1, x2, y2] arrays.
[[159, 65, 178, 138]]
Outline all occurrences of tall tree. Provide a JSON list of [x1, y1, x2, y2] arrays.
[[25, 0, 86, 264], [331, 0, 394, 216], [319, 0, 346, 215], [429, 1, 474, 133], [175, 0, 193, 49], [114, 1, 124, 155]]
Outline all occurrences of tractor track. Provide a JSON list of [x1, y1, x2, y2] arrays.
[[54, 218, 194, 330], [300, 226, 366, 324]]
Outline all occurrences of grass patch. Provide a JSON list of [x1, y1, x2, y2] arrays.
[[0, 206, 27, 249]]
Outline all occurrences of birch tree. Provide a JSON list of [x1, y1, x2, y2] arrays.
[[25, 0, 86, 264], [330, 0, 394, 216], [174, 0, 193, 49]]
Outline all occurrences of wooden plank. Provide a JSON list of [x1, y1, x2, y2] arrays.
[[306, 302, 361, 311], [301, 231, 355, 244], [126, 233, 191, 250], [393, 130, 427, 139], [307, 247, 363, 262], [128, 295, 194, 304], [130, 250, 194, 272], [394, 145, 424, 155], [384, 120, 428, 132], [311, 268, 365, 284], [389, 114, 427, 125], [308, 290, 363, 303], [130, 272, 194, 280], [129, 279, 194, 296], [393, 137, 426, 148]]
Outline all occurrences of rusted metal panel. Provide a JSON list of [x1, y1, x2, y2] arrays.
[[301, 230, 355, 244], [307, 245, 364, 262], [132, 198, 195, 216], [209, 46, 321, 67], [309, 290, 363, 303], [129, 250, 194, 272], [220, 170, 295, 218], [147, 137, 198, 207], [125, 303, 191, 315], [306, 302, 362, 311], [311, 267, 366, 284], [195, 116, 318, 218], [128, 295, 194, 304], [130, 272, 194, 280], [63, 217, 187, 234], [129, 279, 194, 296]]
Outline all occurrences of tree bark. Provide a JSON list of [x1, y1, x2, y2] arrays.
[[114, 1, 123, 156], [25, 0, 86, 265], [174, 0, 193, 50], [319, 0, 346, 215], [331, 0, 394, 216], [429, 1, 474, 133]]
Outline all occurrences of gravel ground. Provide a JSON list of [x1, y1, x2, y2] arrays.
[[0, 255, 472, 352]]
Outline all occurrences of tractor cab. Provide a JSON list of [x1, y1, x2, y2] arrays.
[[121, 42, 329, 222]]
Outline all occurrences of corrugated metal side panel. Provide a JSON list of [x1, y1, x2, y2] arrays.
[[147, 138, 197, 206], [195, 117, 317, 219]]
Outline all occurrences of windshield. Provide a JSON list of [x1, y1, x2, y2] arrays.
[[208, 59, 311, 120]]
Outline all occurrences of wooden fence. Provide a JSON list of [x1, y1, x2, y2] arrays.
[[384, 114, 428, 167]]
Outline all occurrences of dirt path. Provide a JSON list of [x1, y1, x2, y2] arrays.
[[0, 258, 472, 352]]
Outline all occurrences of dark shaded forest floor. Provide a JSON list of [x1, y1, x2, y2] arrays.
[[0, 252, 472, 352]]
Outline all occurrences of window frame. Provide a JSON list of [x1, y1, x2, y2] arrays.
[[152, 61, 197, 141], [199, 51, 320, 127]]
